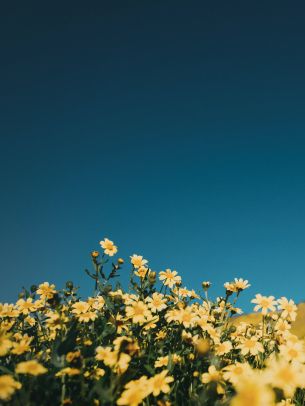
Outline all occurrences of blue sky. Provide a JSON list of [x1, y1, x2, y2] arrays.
[[1, 1, 305, 310]]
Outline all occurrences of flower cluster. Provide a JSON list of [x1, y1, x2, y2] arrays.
[[0, 237, 304, 405]]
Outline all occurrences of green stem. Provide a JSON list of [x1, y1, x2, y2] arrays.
[[94, 261, 99, 295], [61, 374, 66, 405], [204, 290, 210, 311]]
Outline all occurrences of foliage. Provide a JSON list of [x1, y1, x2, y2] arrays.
[[0, 238, 305, 405]]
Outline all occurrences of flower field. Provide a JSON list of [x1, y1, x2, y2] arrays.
[[1, 238, 305, 405]]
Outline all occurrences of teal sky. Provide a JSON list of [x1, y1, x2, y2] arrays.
[[1, 1, 305, 311]]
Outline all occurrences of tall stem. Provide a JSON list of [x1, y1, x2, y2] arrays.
[[60, 356, 66, 405]]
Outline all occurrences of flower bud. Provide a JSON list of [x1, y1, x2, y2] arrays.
[[91, 251, 99, 258], [30, 285, 38, 293], [113, 295, 122, 304], [202, 281, 211, 291], [66, 281, 74, 290], [229, 325, 237, 333], [148, 271, 156, 284], [195, 338, 210, 354]]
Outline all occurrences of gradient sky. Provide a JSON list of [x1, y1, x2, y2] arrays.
[[1, 1, 305, 310]]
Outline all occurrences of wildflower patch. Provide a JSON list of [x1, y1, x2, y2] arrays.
[[0, 238, 304, 405]]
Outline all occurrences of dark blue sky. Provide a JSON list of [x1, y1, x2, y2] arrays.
[[1, 1, 305, 310]]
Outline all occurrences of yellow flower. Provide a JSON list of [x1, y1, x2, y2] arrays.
[[36, 282, 56, 299], [264, 358, 305, 397], [115, 353, 131, 374], [146, 293, 167, 313], [11, 335, 33, 355], [15, 298, 37, 315], [286, 333, 299, 344], [155, 330, 167, 340], [123, 293, 139, 305], [165, 308, 180, 323], [194, 338, 210, 354], [0, 320, 15, 332], [149, 370, 174, 396], [224, 282, 237, 293], [55, 367, 81, 377], [85, 367, 106, 380], [91, 250, 99, 258], [189, 289, 200, 299], [113, 336, 133, 352], [233, 278, 251, 291], [172, 286, 192, 298], [196, 315, 210, 331], [95, 346, 117, 367], [206, 326, 220, 344], [45, 311, 62, 331], [238, 337, 264, 356], [201, 365, 222, 384], [278, 297, 298, 321], [125, 301, 151, 324], [159, 269, 181, 288], [15, 360, 47, 375], [279, 341, 305, 363], [0, 332, 12, 356], [231, 375, 275, 406], [111, 313, 129, 334], [215, 340, 232, 356], [33, 298, 45, 310], [24, 316, 36, 326], [251, 294, 277, 315], [0, 375, 21, 401], [77, 311, 97, 323], [66, 350, 81, 363], [117, 376, 150, 406], [100, 238, 118, 256], [154, 356, 169, 368], [172, 354, 182, 364], [109, 289, 124, 299], [0, 303, 19, 318], [134, 266, 148, 278], [176, 307, 198, 328], [275, 319, 291, 334], [142, 315, 159, 331], [71, 301, 97, 322], [72, 301, 90, 315], [222, 362, 252, 384], [94, 367, 105, 378], [130, 255, 148, 269], [276, 399, 295, 405]]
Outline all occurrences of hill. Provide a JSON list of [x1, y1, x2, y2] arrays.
[[233, 302, 305, 339]]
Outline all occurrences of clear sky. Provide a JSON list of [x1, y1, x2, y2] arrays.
[[1, 1, 305, 310]]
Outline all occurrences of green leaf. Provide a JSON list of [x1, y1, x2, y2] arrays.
[[93, 382, 113, 402], [0, 366, 13, 375], [98, 265, 106, 279], [144, 364, 155, 375], [84, 269, 97, 280], [57, 322, 78, 356], [101, 323, 116, 339], [167, 352, 174, 372], [50, 351, 63, 368]]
